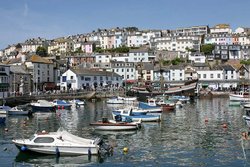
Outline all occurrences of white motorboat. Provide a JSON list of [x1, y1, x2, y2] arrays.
[[69, 99, 85, 106], [8, 106, 32, 116], [30, 100, 56, 112], [12, 128, 110, 155], [107, 97, 124, 104], [112, 109, 161, 122], [90, 117, 141, 131], [117, 96, 137, 101], [229, 91, 250, 101]]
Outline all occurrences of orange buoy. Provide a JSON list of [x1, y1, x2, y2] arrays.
[[62, 106, 64, 109], [58, 106, 61, 110]]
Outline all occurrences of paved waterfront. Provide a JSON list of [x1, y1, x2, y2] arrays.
[[0, 98, 249, 166]]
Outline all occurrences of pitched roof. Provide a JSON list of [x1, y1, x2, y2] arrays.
[[10, 65, 29, 74], [27, 55, 52, 64]]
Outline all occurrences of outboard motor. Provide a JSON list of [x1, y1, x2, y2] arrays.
[[95, 137, 113, 156]]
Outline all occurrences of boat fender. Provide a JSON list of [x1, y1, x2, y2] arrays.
[[21, 145, 27, 151], [56, 146, 60, 157]]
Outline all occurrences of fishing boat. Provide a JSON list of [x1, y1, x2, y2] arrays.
[[52, 99, 72, 109], [30, 100, 56, 112], [112, 109, 161, 122], [12, 128, 111, 155], [8, 106, 32, 116], [69, 99, 85, 106], [90, 117, 141, 131]]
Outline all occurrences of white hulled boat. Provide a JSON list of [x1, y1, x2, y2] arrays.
[[12, 128, 109, 155]]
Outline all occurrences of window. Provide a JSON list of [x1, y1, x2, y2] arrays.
[[127, 69, 129, 72], [38, 70, 40, 75], [198, 74, 201, 78], [217, 74, 221, 78], [94, 76, 97, 80], [47, 71, 50, 75], [62, 76, 66, 82], [100, 76, 103, 80], [34, 137, 54, 143], [81, 76, 84, 80], [70, 76, 73, 79], [210, 74, 213, 78], [127, 75, 129, 79], [203, 74, 206, 78], [85, 77, 91, 81]]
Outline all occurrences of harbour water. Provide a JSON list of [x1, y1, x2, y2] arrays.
[[0, 98, 249, 166]]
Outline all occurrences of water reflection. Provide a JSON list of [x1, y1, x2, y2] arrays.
[[14, 152, 103, 166], [0, 98, 249, 166]]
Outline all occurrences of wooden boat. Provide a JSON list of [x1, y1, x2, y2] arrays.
[[90, 117, 141, 131], [12, 128, 111, 155], [128, 79, 198, 97]]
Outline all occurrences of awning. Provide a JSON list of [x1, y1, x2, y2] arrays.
[[125, 80, 136, 83]]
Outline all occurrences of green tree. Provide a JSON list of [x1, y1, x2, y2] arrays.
[[200, 44, 215, 55], [240, 59, 250, 65], [36, 46, 48, 57]]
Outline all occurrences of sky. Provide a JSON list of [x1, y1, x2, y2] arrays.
[[1, 0, 250, 50]]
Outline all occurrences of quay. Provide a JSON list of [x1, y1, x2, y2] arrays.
[[3, 90, 125, 107]]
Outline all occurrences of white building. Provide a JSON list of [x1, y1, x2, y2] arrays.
[[188, 52, 206, 63], [152, 35, 202, 52], [95, 54, 112, 63], [111, 61, 136, 81], [169, 66, 185, 81], [210, 24, 232, 34], [60, 68, 123, 90]]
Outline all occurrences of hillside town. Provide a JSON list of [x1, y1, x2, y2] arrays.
[[1, 24, 250, 99]]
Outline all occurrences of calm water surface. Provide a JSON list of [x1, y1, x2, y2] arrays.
[[0, 98, 249, 167]]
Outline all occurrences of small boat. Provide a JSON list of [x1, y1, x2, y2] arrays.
[[69, 99, 85, 106], [90, 117, 141, 131], [0, 105, 11, 114], [229, 91, 250, 101], [12, 128, 112, 155], [53, 99, 72, 109], [117, 96, 137, 101], [8, 106, 32, 116], [107, 96, 137, 104], [112, 109, 161, 122], [107, 97, 124, 104], [113, 107, 148, 116], [243, 115, 250, 127], [30, 100, 56, 112]]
